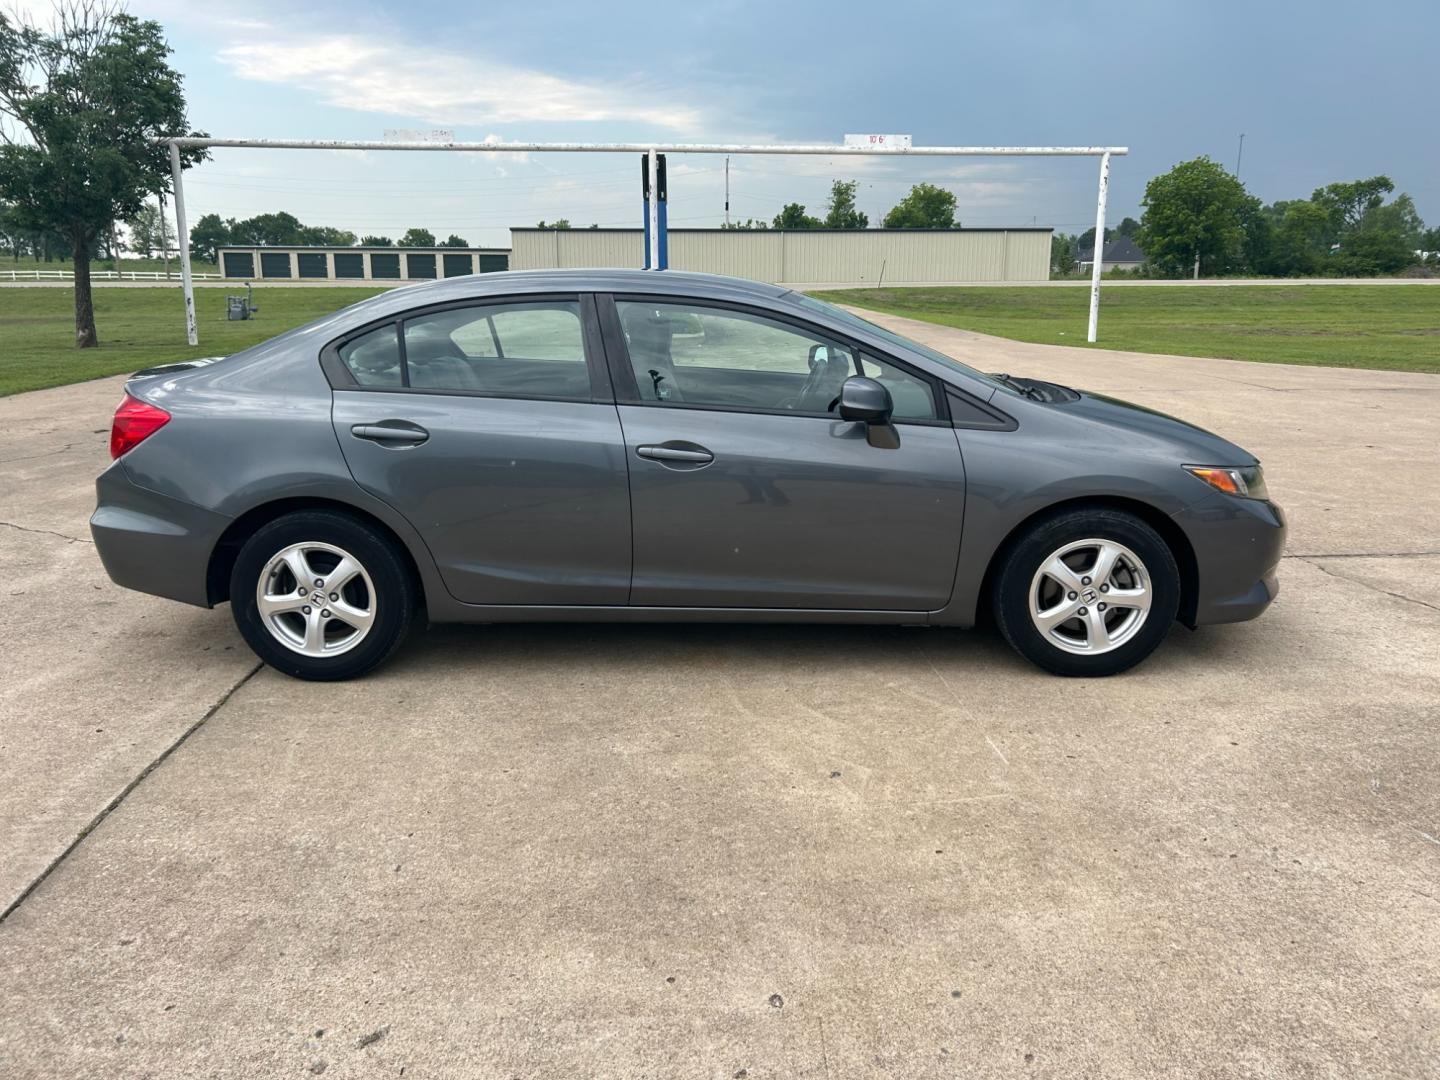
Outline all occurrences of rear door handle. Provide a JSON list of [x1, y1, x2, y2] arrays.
[[350, 421, 429, 446], [636, 444, 714, 464]]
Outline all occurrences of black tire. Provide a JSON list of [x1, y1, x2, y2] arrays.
[[991, 507, 1180, 677], [230, 510, 418, 681]]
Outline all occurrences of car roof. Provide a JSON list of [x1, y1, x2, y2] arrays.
[[365, 268, 792, 310]]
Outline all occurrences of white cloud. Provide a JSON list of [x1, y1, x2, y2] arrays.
[[216, 31, 703, 131]]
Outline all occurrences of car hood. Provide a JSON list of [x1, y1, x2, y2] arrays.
[[1058, 386, 1255, 466]]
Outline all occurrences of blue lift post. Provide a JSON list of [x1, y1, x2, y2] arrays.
[[641, 152, 668, 269]]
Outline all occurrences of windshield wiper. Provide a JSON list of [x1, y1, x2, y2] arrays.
[[990, 373, 1046, 402]]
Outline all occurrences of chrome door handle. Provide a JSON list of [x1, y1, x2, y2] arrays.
[[351, 422, 429, 445], [636, 444, 714, 463]]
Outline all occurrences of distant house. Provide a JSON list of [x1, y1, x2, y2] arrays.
[[1078, 235, 1146, 272]]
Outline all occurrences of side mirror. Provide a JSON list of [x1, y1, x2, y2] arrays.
[[837, 376, 893, 424]]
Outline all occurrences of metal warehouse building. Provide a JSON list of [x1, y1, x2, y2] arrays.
[[217, 245, 510, 282], [217, 228, 1051, 286], [511, 227, 1053, 285]]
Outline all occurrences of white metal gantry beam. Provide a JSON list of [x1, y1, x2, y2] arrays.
[[156, 138, 1128, 346]]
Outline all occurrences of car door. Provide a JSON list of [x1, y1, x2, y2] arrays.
[[325, 293, 631, 606], [601, 295, 966, 610]]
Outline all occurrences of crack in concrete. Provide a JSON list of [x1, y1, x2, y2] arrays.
[[0, 661, 263, 927], [1294, 556, 1440, 613], [0, 442, 80, 465], [1284, 551, 1440, 560], [0, 520, 94, 545]]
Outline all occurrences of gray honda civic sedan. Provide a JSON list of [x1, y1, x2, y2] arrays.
[[92, 269, 1284, 680]]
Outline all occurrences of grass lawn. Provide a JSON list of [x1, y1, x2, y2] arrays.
[[0, 285, 386, 396], [810, 285, 1440, 374]]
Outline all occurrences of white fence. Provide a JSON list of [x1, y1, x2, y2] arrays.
[[0, 269, 223, 282]]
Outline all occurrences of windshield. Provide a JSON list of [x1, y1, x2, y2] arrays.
[[792, 294, 1012, 394]]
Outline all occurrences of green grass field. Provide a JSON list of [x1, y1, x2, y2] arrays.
[[810, 285, 1440, 374], [4, 281, 1439, 398], [0, 286, 385, 396]]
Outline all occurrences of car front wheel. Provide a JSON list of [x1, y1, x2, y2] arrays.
[[992, 507, 1180, 677], [230, 510, 418, 681]]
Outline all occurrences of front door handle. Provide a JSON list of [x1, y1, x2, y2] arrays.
[[351, 421, 430, 446], [636, 444, 714, 464]]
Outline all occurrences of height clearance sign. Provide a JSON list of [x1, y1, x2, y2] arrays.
[[843, 133, 913, 150]]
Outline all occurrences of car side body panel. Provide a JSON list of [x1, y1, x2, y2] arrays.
[[616, 405, 966, 609], [331, 392, 633, 605]]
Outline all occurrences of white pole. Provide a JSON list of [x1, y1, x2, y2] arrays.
[[160, 137, 1128, 157], [647, 148, 660, 271], [1086, 150, 1111, 344], [168, 141, 198, 346]]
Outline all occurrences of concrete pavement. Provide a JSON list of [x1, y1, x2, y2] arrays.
[[1, 320, 1437, 1078]]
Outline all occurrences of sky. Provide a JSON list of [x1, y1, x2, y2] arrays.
[[20, 0, 1439, 248]]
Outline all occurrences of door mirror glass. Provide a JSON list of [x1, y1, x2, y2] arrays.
[[837, 376, 893, 423]]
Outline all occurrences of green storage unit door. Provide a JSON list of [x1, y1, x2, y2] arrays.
[[297, 252, 329, 278], [370, 253, 401, 279], [333, 252, 365, 278], [442, 253, 473, 277], [260, 251, 292, 278], [222, 252, 255, 278], [478, 253, 509, 273], [406, 253, 436, 279]]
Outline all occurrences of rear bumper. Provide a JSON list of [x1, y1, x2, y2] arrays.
[[1174, 494, 1286, 626], [90, 462, 231, 608]]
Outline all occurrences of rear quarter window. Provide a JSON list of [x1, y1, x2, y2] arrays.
[[338, 325, 402, 387]]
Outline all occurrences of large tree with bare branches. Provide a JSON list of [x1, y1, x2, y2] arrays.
[[0, 3, 203, 347]]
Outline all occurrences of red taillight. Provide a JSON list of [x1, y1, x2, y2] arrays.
[[110, 392, 171, 459]]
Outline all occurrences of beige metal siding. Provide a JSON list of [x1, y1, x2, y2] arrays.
[[670, 230, 784, 280], [509, 229, 1051, 283], [510, 230, 642, 270]]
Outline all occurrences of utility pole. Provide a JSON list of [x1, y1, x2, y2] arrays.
[[1235, 133, 1245, 180], [724, 155, 730, 227]]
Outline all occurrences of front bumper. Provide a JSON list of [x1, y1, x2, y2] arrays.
[[1173, 493, 1286, 626], [90, 461, 232, 608]]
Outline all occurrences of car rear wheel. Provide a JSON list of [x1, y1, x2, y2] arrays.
[[230, 510, 417, 681], [992, 508, 1180, 677]]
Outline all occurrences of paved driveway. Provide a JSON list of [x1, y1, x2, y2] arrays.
[[1, 316, 1437, 1078]]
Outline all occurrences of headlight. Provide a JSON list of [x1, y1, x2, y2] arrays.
[[1184, 464, 1270, 500]]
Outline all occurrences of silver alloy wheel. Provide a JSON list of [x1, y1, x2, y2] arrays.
[[255, 541, 376, 658], [1028, 538, 1152, 656]]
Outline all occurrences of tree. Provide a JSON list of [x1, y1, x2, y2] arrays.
[[125, 200, 168, 257], [1136, 157, 1253, 277], [360, 235, 392, 247], [226, 211, 309, 246], [883, 183, 956, 229], [0, 5, 205, 347], [189, 211, 228, 262], [1422, 227, 1440, 265], [1076, 225, 1114, 253], [1311, 176, 1395, 236], [399, 227, 435, 247], [305, 225, 356, 246], [536, 219, 572, 230], [824, 179, 868, 229], [441, 234, 469, 247], [1115, 216, 1141, 239], [772, 203, 822, 229], [1335, 192, 1423, 275], [720, 218, 769, 230], [1051, 233, 1077, 275]]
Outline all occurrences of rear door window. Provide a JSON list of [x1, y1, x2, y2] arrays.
[[401, 301, 589, 399]]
